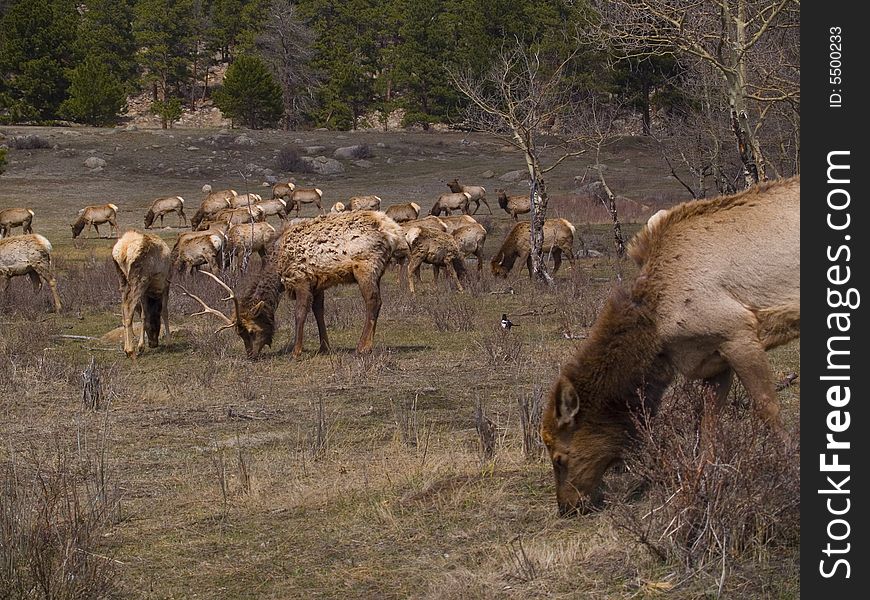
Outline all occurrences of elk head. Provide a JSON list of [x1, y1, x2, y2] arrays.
[[179, 271, 274, 359]]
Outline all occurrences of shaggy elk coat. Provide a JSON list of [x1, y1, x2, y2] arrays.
[[0, 234, 62, 312], [272, 181, 296, 200], [289, 188, 325, 215], [438, 214, 478, 235], [71, 204, 119, 238], [228, 193, 262, 208], [452, 223, 487, 272], [171, 230, 225, 273], [225, 222, 278, 270], [491, 219, 576, 278], [496, 190, 531, 221], [447, 179, 492, 215], [187, 211, 407, 359], [403, 226, 466, 293], [256, 198, 289, 221], [144, 196, 187, 228], [210, 206, 266, 227], [191, 189, 236, 229], [541, 177, 801, 515], [384, 202, 421, 223], [0, 207, 35, 238], [112, 231, 172, 358], [347, 195, 382, 211], [429, 192, 471, 216]]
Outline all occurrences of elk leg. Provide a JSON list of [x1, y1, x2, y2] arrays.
[[161, 286, 170, 341], [564, 245, 576, 270], [524, 253, 533, 278], [110, 217, 118, 238], [355, 273, 382, 354], [407, 255, 423, 293], [179, 208, 188, 226], [159, 214, 165, 227], [28, 270, 42, 292], [481, 197, 493, 215], [476, 249, 483, 272], [93, 222, 101, 238], [446, 261, 463, 292], [433, 264, 441, 283], [291, 286, 313, 357], [720, 332, 786, 437], [552, 248, 563, 274], [312, 290, 330, 354]]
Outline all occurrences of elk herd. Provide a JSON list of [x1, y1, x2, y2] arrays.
[[0, 171, 801, 515]]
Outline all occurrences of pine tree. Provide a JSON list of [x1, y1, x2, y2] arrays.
[[76, 0, 138, 92], [133, 0, 196, 102], [59, 54, 127, 126], [214, 54, 283, 128]]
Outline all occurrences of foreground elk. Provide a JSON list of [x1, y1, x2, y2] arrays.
[[447, 178, 491, 215], [225, 222, 278, 270], [112, 230, 172, 358], [171, 230, 225, 273], [184, 211, 407, 358], [403, 225, 466, 293], [144, 196, 187, 229], [491, 219, 576, 277], [0, 234, 62, 311], [452, 223, 487, 272], [191, 189, 236, 230], [542, 177, 800, 516], [384, 202, 420, 223], [0, 207, 35, 238], [257, 197, 289, 222], [496, 190, 531, 221], [429, 191, 471, 216], [71, 204, 119, 238]]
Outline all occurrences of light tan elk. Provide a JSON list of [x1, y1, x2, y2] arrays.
[[330, 202, 346, 213], [438, 214, 478, 235], [210, 205, 266, 227], [404, 216, 448, 232], [452, 223, 487, 272], [225, 222, 278, 270], [496, 190, 531, 221], [542, 177, 800, 516], [491, 219, 576, 278], [256, 197, 289, 222], [289, 187, 325, 215], [447, 178, 492, 215], [228, 193, 262, 208], [347, 195, 382, 211], [0, 234, 62, 312], [272, 181, 296, 200], [429, 191, 471, 216], [71, 204, 119, 238], [191, 189, 236, 229], [183, 211, 408, 358], [403, 225, 466, 293], [171, 230, 225, 273], [0, 207, 35, 238], [112, 230, 172, 358], [384, 202, 420, 223], [144, 196, 187, 229]]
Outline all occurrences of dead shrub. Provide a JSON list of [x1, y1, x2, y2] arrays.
[[473, 398, 497, 462], [475, 327, 525, 366], [609, 380, 800, 580], [517, 385, 545, 461], [8, 134, 51, 150], [424, 294, 476, 332], [276, 144, 312, 173]]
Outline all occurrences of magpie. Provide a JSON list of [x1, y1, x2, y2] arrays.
[[500, 314, 517, 331]]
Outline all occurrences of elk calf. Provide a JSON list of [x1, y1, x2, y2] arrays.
[[0, 207, 35, 238], [0, 234, 62, 311], [112, 230, 172, 358], [72, 204, 119, 239]]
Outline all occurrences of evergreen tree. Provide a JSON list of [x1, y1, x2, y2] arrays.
[[0, 0, 79, 120], [214, 54, 283, 128], [59, 54, 127, 126], [134, 0, 196, 101], [76, 0, 138, 92]]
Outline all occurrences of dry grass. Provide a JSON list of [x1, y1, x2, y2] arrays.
[[0, 127, 799, 599]]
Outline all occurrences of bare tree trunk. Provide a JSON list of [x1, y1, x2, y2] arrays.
[[596, 168, 626, 260]]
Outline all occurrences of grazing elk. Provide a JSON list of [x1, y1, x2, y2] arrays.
[[289, 187, 325, 216], [403, 225, 466, 293], [347, 195, 382, 211], [209, 205, 266, 227], [438, 214, 478, 235], [171, 230, 225, 273], [256, 197, 289, 222], [403, 216, 448, 232], [0, 207, 35, 238], [225, 222, 278, 270], [228, 193, 262, 208], [191, 189, 236, 230], [447, 178, 492, 215], [491, 219, 576, 278], [112, 230, 172, 358], [452, 223, 487, 272], [384, 202, 421, 223], [272, 181, 296, 200], [183, 211, 408, 358], [0, 234, 62, 312], [429, 191, 471, 216], [496, 190, 531, 221], [71, 204, 119, 239], [542, 177, 801, 516], [144, 196, 187, 229]]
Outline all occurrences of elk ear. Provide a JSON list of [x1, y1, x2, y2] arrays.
[[554, 377, 581, 428], [249, 300, 266, 317]]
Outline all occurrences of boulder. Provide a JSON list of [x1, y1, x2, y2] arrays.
[[84, 156, 107, 169], [333, 145, 370, 160], [300, 155, 345, 175], [498, 169, 528, 183]]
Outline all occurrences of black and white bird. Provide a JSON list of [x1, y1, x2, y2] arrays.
[[500, 313, 517, 331]]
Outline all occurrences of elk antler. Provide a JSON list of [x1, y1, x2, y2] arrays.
[[196, 269, 242, 321], [176, 282, 237, 333]]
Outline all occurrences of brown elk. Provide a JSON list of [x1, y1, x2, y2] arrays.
[[330, 202, 346, 213], [491, 219, 576, 278], [71, 204, 119, 239], [452, 223, 487, 272], [438, 214, 478, 235], [0, 207, 35, 238], [347, 195, 382, 211], [256, 197, 289, 222], [111, 230, 172, 358], [144, 196, 187, 229], [404, 216, 448, 232], [272, 181, 296, 200], [171, 230, 225, 273], [289, 187, 325, 215], [228, 193, 262, 208], [542, 177, 800, 516], [0, 234, 62, 312], [191, 189, 236, 229], [384, 202, 421, 223], [209, 205, 266, 227], [496, 190, 531, 221], [225, 222, 278, 270], [429, 191, 471, 216], [183, 211, 408, 359], [447, 178, 492, 215], [403, 225, 466, 293]]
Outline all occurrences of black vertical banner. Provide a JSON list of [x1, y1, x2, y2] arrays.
[[802, 4, 869, 596]]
